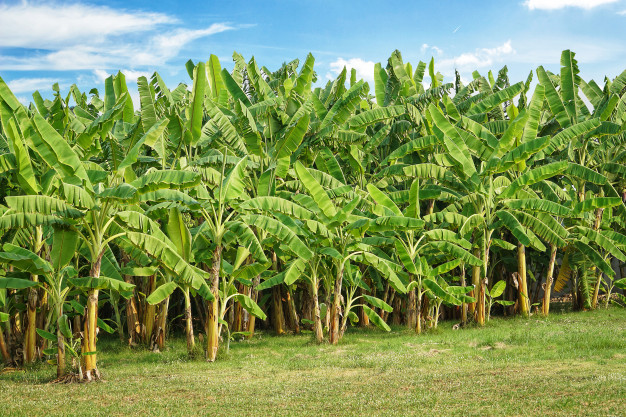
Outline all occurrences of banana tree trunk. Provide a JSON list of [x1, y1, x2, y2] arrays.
[[246, 275, 260, 339], [329, 265, 344, 345], [0, 323, 10, 363], [470, 248, 480, 316], [233, 283, 244, 332], [154, 296, 169, 351], [406, 286, 417, 329], [518, 243, 530, 317], [425, 297, 433, 329], [320, 292, 329, 330], [24, 282, 38, 364], [272, 286, 285, 335], [183, 287, 195, 355], [82, 254, 102, 381], [392, 296, 402, 325], [285, 287, 300, 334], [56, 305, 65, 378], [471, 262, 480, 320], [339, 307, 349, 339], [125, 294, 140, 345], [415, 290, 422, 334], [476, 281, 486, 325], [475, 242, 491, 326], [542, 244, 558, 316], [123, 264, 140, 346], [311, 282, 323, 343], [590, 208, 606, 309], [73, 295, 81, 341], [358, 288, 370, 327], [144, 274, 157, 346], [591, 268, 604, 310], [270, 253, 286, 335], [206, 245, 222, 362]]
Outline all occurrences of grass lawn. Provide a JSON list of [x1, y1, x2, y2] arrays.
[[1, 306, 625, 416]]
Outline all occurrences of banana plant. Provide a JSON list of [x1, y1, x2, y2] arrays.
[[606, 278, 626, 308], [0, 226, 134, 378], [214, 247, 269, 342], [0, 76, 136, 379], [240, 161, 406, 343], [114, 206, 215, 352], [485, 280, 514, 320], [0, 78, 61, 364], [360, 180, 481, 333], [339, 263, 392, 334], [291, 161, 409, 343], [133, 207, 202, 354], [532, 50, 626, 309], [0, 47, 625, 380], [0, 165, 210, 380], [422, 275, 472, 329], [247, 215, 333, 343], [421, 85, 598, 322]]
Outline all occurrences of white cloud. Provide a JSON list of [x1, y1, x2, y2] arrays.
[[328, 58, 376, 83], [0, 2, 175, 49], [121, 70, 152, 84], [524, 0, 618, 10], [618, 9, 626, 14], [0, 3, 236, 72], [152, 24, 233, 59], [0, 24, 234, 71], [93, 70, 112, 82], [7, 78, 59, 94], [442, 40, 515, 70], [93, 69, 151, 84], [421, 44, 443, 56]]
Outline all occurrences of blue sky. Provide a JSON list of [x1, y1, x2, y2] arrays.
[[1, 0, 625, 104]]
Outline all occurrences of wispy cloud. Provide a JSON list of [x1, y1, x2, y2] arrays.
[[93, 69, 151, 84], [0, 2, 238, 71], [441, 40, 515, 70], [524, 0, 618, 10], [328, 57, 376, 83], [6, 77, 60, 94], [0, 2, 175, 49], [421, 44, 444, 57], [147, 24, 234, 66]]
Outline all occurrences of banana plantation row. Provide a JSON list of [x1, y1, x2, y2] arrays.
[[0, 49, 625, 382]]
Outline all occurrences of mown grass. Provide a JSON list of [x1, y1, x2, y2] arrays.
[[1, 307, 625, 416]]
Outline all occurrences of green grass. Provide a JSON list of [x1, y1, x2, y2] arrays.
[[2, 307, 626, 416]]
